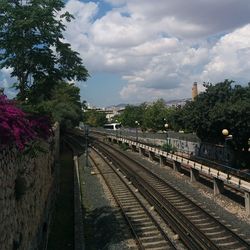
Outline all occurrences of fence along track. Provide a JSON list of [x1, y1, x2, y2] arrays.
[[89, 147, 176, 250], [93, 140, 250, 250]]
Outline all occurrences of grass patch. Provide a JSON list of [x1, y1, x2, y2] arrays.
[[47, 143, 74, 250]]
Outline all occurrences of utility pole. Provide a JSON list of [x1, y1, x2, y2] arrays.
[[85, 125, 89, 168], [135, 120, 140, 142]]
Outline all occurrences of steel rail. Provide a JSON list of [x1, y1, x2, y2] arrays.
[[94, 139, 250, 250], [94, 142, 217, 250], [88, 154, 144, 250], [89, 147, 176, 250]]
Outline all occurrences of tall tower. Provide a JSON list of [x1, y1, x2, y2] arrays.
[[192, 82, 198, 100]]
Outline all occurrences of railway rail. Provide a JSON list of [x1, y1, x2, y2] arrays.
[[91, 138, 250, 250], [89, 148, 176, 249], [63, 130, 250, 249]]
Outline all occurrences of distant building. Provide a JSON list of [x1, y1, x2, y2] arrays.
[[192, 82, 198, 100], [85, 104, 125, 122], [165, 98, 191, 107], [105, 108, 124, 122]]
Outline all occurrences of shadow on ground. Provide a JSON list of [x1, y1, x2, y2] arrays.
[[83, 205, 135, 250]]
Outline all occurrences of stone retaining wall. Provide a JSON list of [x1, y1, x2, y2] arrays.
[[0, 123, 60, 250]]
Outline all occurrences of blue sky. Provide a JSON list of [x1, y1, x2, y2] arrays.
[[1, 0, 250, 107]]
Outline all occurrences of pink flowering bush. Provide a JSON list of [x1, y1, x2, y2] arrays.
[[0, 95, 52, 151]]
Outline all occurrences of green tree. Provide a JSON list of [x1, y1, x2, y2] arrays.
[[143, 99, 168, 132], [84, 110, 107, 127], [167, 105, 185, 132], [0, 0, 89, 101], [22, 82, 83, 131], [81, 100, 88, 111], [50, 82, 83, 130], [119, 103, 146, 128], [180, 80, 250, 151]]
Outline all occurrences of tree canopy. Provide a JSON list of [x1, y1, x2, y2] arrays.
[[143, 99, 170, 132], [170, 80, 250, 151], [0, 0, 89, 101], [116, 80, 249, 155], [119, 103, 146, 128], [83, 109, 107, 127], [21, 81, 83, 131], [119, 100, 175, 132]]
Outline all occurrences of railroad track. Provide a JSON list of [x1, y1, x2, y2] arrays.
[[90, 147, 176, 250], [91, 139, 250, 250], [63, 132, 86, 155]]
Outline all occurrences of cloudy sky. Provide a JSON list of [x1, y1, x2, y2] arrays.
[[1, 0, 250, 107]]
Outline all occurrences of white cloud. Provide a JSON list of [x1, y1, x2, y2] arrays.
[[61, 1, 250, 104], [63, 0, 98, 50], [104, 0, 126, 6], [0, 68, 17, 98], [91, 11, 153, 48], [201, 24, 250, 83], [123, 0, 250, 38], [1, 0, 250, 105], [131, 38, 179, 57]]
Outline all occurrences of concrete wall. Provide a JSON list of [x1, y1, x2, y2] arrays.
[[94, 128, 233, 165], [197, 142, 233, 164], [137, 137, 199, 155], [0, 123, 60, 250]]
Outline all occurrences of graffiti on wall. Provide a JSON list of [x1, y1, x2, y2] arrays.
[[170, 138, 199, 154], [197, 142, 233, 164]]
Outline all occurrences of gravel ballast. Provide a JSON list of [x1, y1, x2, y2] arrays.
[[123, 146, 250, 242], [78, 141, 250, 249], [79, 154, 135, 250]]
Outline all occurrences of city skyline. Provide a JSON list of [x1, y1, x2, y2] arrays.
[[1, 0, 250, 106]]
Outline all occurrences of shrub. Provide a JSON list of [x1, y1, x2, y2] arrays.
[[0, 95, 52, 151], [161, 142, 177, 153]]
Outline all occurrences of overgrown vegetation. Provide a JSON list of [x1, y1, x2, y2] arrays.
[[83, 109, 107, 127], [118, 81, 249, 151], [114, 80, 250, 168], [0, 0, 89, 102], [0, 94, 51, 151], [161, 142, 177, 153], [0, 0, 89, 134], [21, 82, 83, 131], [176, 80, 250, 151]]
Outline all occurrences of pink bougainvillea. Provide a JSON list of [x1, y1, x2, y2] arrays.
[[0, 95, 52, 151]]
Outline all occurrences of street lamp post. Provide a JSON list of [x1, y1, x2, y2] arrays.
[[120, 124, 122, 138], [222, 129, 233, 142], [222, 129, 229, 137], [164, 123, 169, 143], [222, 128, 233, 163], [85, 125, 89, 168], [115, 120, 118, 138], [135, 120, 140, 142]]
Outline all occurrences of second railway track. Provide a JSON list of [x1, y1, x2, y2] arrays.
[[63, 130, 250, 249], [91, 138, 250, 250], [90, 146, 177, 249]]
